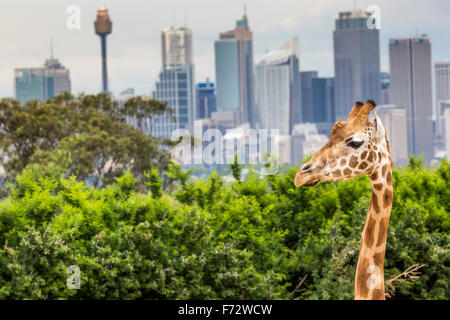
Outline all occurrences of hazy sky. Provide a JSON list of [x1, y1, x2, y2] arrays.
[[1, 0, 449, 98]]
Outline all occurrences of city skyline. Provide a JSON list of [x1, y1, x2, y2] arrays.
[[1, 0, 450, 98]]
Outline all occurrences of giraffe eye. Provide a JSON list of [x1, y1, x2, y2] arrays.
[[348, 140, 364, 149]]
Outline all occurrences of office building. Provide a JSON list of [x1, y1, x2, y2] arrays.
[[196, 79, 216, 119], [333, 10, 380, 120], [311, 77, 335, 123], [376, 105, 408, 165], [15, 57, 71, 104], [389, 36, 433, 164], [300, 71, 318, 123], [435, 62, 450, 138], [254, 38, 301, 135], [214, 10, 255, 126]]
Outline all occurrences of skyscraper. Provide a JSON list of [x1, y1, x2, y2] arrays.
[[214, 10, 255, 126], [333, 10, 380, 120], [94, 7, 112, 93], [44, 58, 71, 99], [152, 26, 196, 139], [161, 27, 192, 67], [389, 36, 434, 164], [435, 61, 450, 138], [254, 38, 301, 135], [311, 77, 335, 123], [377, 105, 408, 165], [14, 68, 46, 104], [380, 72, 390, 105], [15, 57, 71, 104], [300, 71, 318, 123], [196, 79, 216, 119]]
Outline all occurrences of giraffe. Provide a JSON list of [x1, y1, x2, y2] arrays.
[[294, 99, 393, 300]]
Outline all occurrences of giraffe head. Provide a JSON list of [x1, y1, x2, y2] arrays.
[[295, 99, 390, 187]]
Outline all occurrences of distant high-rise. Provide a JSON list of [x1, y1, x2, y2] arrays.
[[333, 10, 380, 120], [311, 77, 335, 123], [15, 68, 46, 104], [435, 62, 450, 138], [161, 27, 192, 68], [94, 7, 112, 93], [152, 26, 195, 139], [15, 57, 71, 104], [254, 38, 301, 135], [443, 102, 450, 161], [389, 36, 434, 164], [300, 71, 318, 123], [44, 58, 71, 98], [380, 72, 390, 105], [377, 105, 408, 165], [214, 10, 255, 126], [196, 79, 216, 119]]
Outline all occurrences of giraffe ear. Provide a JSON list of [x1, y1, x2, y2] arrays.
[[373, 111, 385, 142]]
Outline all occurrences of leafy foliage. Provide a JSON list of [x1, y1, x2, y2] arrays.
[[0, 93, 171, 187], [0, 158, 448, 299]]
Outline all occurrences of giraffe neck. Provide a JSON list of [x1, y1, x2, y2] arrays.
[[354, 159, 393, 300]]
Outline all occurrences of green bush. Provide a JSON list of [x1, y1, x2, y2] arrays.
[[0, 160, 448, 299]]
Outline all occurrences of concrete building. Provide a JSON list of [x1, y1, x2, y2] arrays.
[[15, 57, 71, 104], [151, 25, 196, 139], [435, 62, 450, 139], [376, 105, 408, 165], [444, 103, 450, 161], [214, 11, 255, 126], [333, 10, 380, 120], [196, 79, 216, 119], [380, 72, 390, 105], [161, 27, 192, 68], [254, 38, 301, 135], [311, 77, 335, 123], [152, 65, 196, 138], [389, 36, 434, 165], [300, 71, 318, 123], [291, 123, 329, 164]]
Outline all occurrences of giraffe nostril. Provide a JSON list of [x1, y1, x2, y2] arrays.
[[302, 164, 311, 171]]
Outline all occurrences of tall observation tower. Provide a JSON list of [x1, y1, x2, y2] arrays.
[[94, 7, 112, 93]]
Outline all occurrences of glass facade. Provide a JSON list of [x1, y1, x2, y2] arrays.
[[151, 64, 195, 139]]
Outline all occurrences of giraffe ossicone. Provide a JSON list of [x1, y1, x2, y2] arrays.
[[294, 99, 394, 300]]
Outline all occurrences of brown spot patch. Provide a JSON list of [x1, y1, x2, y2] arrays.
[[367, 151, 375, 162], [376, 217, 389, 247], [349, 156, 359, 168], [383, 189, 393, 208], [358, 161, 369, 170], [373, 145, 378, 151], [378, 152, 382, 160], [373, 252, 384, 267], [370, 171, 378, 181], [364, 216, 376, 249], [340, 158, 347, 166], [386, 171, 392, 185], [355, 258, 370, 299], [361, 151, 368, 160], [373, 183, 383, 191], [332, 169, 342, 176], [381, 164, 388, 177], [343, 168, 352, 175], [371, 192, 380, 214]]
